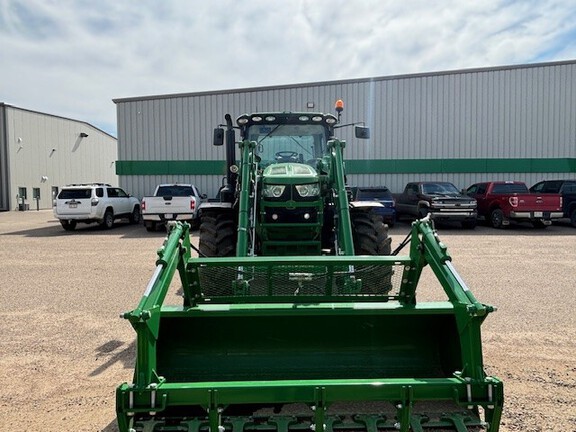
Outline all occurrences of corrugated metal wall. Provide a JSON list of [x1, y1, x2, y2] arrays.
[[115, 60, 576, 198], [0, 104, 9, 210], [4, 106, 118, 210]]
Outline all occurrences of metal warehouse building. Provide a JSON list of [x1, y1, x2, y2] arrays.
[[114, 60, 576, 200], [0, 104, 118, 211]]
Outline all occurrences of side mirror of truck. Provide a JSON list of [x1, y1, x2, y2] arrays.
[[355, 126, 370, 139], [213, 128, 225, 146]]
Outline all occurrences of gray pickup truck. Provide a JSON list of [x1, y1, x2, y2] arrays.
[[394, 181, 478, 228]]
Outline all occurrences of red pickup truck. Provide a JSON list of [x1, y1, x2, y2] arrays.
[[465, 181, 563, 228]]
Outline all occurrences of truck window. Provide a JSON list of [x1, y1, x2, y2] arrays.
[[157, 186, 194, 197], [560, 182, 576, 194], [59, 188, 91, 199], [491, 183, 528, 194]]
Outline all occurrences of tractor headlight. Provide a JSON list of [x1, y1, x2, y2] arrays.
[[262, 184, 286, 198], [295, 184, 320, 197]]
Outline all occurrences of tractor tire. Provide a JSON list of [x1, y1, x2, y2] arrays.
[[198, 211, 237, 297], [60, 220, 77, 231], [350, 210, 393, 294], [489, 208, 505, 228], [199, 212, 237, 257]]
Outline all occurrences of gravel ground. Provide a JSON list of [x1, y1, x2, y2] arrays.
[[0, 210, 575, 432]]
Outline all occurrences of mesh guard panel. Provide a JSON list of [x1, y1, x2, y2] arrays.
[[194, 260, 404, 301]]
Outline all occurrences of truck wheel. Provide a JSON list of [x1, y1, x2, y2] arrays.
[[351, 211, 393, 294], [571, 209, 576, 228], [145, 221, 156, 232], [489, 209, 505, 228], [129, 207, 141, 224], [60, 220, 77, 231], [199, 212, 237, 257], [100, 210, 114, 229]]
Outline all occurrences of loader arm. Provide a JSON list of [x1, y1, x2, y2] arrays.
[[327, 138, 355, 255]]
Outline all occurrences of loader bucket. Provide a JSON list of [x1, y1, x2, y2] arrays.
[[155, 306, 461, 383], [117, 221, 503, 432]]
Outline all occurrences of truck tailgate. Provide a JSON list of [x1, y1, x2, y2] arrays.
[[516, 193, 562, 211]]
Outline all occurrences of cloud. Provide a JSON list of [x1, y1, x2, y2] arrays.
[[0, 0, 575, 136]]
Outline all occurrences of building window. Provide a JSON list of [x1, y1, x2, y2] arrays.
[[18, 187, 27, 200], [33, 188, 41, 199]]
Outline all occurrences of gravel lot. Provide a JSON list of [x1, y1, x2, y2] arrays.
[[1, 210, 575, 432]]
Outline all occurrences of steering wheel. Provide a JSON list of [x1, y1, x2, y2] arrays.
[[275, 151, 299, 162]]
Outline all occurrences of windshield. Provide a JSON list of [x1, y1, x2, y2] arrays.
[[247, 124, 327, 166], [422, 182, 461, 195]]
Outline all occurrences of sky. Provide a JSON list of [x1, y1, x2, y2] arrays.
[[1, 0, 575, 137]]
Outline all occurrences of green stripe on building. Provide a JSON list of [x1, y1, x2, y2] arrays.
[[116, 158, 576, 176]]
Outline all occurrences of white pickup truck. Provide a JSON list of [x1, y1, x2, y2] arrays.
[[141, 184, 206, 231]]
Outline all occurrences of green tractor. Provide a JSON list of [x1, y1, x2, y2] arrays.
[[116, 103, 503, 432], [199, 102, 389, 260]]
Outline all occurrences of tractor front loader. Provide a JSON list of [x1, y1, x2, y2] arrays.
[[116, 102, 503, 431]]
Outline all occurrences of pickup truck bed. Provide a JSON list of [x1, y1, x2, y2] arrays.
[[141, 184, 206, 231]]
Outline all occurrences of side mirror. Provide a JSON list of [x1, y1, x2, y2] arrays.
[[213, 128, 224, 146], [355, 125, 370, 139]]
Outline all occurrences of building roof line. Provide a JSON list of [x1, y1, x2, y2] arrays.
[[112, 58, 576, 104], [0, 103, 117, 140]]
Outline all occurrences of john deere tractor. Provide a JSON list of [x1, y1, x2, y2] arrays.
[[198, 102, 389, 261], [116, 102, 503, 432]]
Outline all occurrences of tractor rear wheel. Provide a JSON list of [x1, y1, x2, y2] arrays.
[[198, 211, 237, 298], [199, 211, 237, 257], [350, 210, 392, 294]]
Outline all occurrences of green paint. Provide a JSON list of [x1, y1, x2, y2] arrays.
[[116, 158, 576, 175], [116, 219, 504, 432]]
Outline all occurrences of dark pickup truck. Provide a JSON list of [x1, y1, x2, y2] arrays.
[[530, 179, 576, 227], [394, 181, 478, 228], [465, 181, 563, 228]]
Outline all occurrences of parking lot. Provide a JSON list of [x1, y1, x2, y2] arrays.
[[0, 210, 575, 432]]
